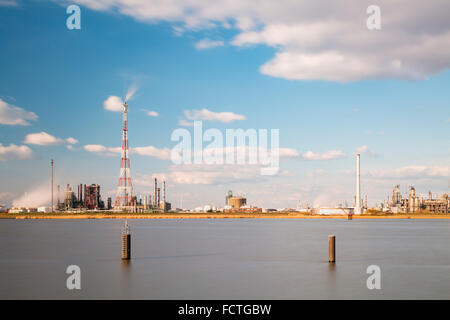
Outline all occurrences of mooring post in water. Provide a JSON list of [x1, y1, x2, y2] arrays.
[[348, 213, 353, 220], [328, 235, 335, 263], [122, 220, 131, 260]]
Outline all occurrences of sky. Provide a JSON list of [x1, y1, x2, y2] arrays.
[[0, 0, 449, 209]]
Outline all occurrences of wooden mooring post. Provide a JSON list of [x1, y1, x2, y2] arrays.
[[328, 235, 335, 263]]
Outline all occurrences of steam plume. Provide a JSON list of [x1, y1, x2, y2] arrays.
[[125, 82, 138, 101], [12, 182, 53, 208]]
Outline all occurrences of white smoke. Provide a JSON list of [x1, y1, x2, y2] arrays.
[[125, 82, 138, 101], [313, 194, 333, 208], [12, 182, 53, 208], [312, 187, 350, 208]]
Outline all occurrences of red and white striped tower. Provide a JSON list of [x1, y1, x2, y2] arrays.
[[115, 101, 133, 207]]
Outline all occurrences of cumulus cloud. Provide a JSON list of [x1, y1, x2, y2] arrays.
[[133, 146, 171, 160], [66, 137, 78, 144], [83, 144, 121, 156], [301, 150, 346, 160], [103, 95, 123, 112], [184, 108, 246, 123], [178, 119, 194, 127], [195, 38, 224, 50], [0, 0, 19, 7], [69, 0, 450, 82], [84, 144, 170, 159], [368, 165, 450, 179], [355, 145, 378, 158], [0, 98, 38, 126], [0, 143, 33, 161], [142, 109, 159, 117], [24, 132, 63, 146], [168, 144, 299, 165], [279, 148, 300, 158], [135, 164, 266, 185], [306, 169, 326, 178]]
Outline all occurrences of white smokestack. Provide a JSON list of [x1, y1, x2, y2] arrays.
[[355, 153, 361, 214]]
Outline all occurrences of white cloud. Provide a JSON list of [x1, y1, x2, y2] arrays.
[[142, 110, 159, 117], [24, 132, 63, 146], [136, 164, 265, 185], [0, 98, 38, 126], [306, 169, 326, 178], [133, 146, 171, 160], [84, 144, 170, 159], [0, 0, 18, 7], [103, 95, 123, 112], [83, 144, 121, 156], [355, 145, 378, 158], [66, 137, 78, 144], [279, 148, 300, 158], [184, 108, 246, 123], [301, 150, 346, 160], [169, 145, 299, 164], [194, 38, 224, 50], [69, 0, 450, 82], [0, 143, 33, 161], [368, 165, 450, 179], [178, 119, 194, 127], [84, 144, 108, 153]]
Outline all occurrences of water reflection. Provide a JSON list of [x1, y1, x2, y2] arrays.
[[1, 219, 449, 299]]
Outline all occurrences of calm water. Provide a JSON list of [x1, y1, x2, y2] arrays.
[[0, 219, 449, 299]]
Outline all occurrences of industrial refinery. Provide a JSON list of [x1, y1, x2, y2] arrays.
[[3, 101, 448, 215], [383, 185, 449, 214], [7, 101, 171, 214]]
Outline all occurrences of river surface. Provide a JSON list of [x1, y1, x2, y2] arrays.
[[0, 219, 449, 299]]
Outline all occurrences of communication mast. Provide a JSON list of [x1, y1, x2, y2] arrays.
[[115, 101, 133, 208]]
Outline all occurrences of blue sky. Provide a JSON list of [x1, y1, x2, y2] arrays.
[[0, 0, 449, 208]]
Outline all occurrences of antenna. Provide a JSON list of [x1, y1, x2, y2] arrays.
[[115, 101, 133, 208], [51, 159, 54, 212]]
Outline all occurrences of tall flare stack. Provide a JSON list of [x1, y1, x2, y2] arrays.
[[115, 101, 133, 208], [355, 153, 362, 215]]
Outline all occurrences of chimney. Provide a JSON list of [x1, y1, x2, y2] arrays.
[[154, 177, 157, 207], [163, 180, 166, 211], [57, 185, 60, 206], [157, 188, 160, 208], [51, 159, 54, 212], [355, 154, 361, 214]]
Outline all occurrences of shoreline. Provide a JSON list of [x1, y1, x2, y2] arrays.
[[1, 213, 450, 220]]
